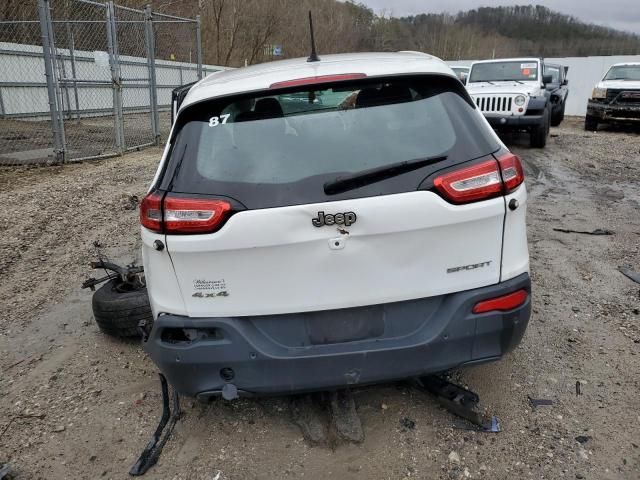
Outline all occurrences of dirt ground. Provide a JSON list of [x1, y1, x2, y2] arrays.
[[1, 117, 639, 480]]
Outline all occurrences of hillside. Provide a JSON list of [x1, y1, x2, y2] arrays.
[[150, 1, 640, 65], [1, 1, 639, 66]]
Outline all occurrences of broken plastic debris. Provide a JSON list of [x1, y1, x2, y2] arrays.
[[528, 397, 553, 408], [618, 266, 640, 285]]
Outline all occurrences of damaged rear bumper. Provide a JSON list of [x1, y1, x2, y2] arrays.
[[143, 273, 531, 398]]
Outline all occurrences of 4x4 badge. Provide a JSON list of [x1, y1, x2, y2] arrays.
[[312, 211, 357, 228]]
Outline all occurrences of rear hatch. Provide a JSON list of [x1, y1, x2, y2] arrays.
[[146, 74, 513, 317]]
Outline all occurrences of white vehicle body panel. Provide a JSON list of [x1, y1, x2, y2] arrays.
[[595, 79, 640, 90], [500, 185, 529, 281], [160, 191, 505, 317], [181, 52, 456, 112], [142, 52, 530, 320]]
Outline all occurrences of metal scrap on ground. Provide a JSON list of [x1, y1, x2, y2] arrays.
[[618, 267, 640, 284], [553, 228, 615, 235]]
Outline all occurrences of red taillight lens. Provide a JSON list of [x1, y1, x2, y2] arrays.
[[163, 196, 232, 234], [472, 289, 528, 314], [270, 73, 367, 89], [433, 152, 525, 204], [140, 192, 163, 233], [497, 153, 524, 193], [140, 192, 232, 235], [433, 159, 503, 204]]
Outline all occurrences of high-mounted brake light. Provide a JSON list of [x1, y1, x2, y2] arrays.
[[433, 152, 524, 204], [472, 289, 528, 314], [270, 73, 367, 89], [140, 192, 232, 235]]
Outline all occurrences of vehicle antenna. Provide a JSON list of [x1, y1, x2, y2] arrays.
[[307, 11, 320, 63]]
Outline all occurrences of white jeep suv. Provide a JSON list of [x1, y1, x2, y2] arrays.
[[466, 58, 552, 148], [139, 52, 531, 399]]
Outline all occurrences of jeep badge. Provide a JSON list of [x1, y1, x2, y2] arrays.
[[312, 211, 357, 228]]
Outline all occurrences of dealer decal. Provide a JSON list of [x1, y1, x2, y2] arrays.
[[192, 278, 229, 298]]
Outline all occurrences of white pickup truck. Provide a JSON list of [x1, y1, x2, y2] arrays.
[[466, 58, 553, 148], [586, 62, 640, 130]]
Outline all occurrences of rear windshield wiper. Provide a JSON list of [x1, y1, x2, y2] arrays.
[[323, 154, 448, 195]]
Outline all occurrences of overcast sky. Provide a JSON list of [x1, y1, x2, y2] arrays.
[[353, 0, 640, 34]]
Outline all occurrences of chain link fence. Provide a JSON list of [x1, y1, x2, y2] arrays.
[[0, 0, 220, 166]]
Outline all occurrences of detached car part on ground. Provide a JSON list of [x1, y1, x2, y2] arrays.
[[136, 51, 531, 399], [82, 260, 150, 338], [586, 62, 640, 130], [466, 57, 555, 147]]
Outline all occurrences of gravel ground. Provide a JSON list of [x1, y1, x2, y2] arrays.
[[0, 118, 639, 479]]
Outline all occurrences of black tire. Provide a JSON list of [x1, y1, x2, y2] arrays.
[[551, 104, 565, 127], [584, 115, 598, 131], [530, 107, 550, 148], [92, 279, 151, 338]]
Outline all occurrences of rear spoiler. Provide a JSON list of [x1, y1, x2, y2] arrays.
[[171, 82, 197, 124]]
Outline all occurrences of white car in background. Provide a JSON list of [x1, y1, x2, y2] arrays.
[[450, 65, 470, 84], [466, 57, 553, 147], [586, 62, 640, 130], [137, 52, 531, 398]]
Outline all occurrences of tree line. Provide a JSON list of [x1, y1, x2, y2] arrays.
[[2, 1, 639, 65], [149, 2, 640, 65]]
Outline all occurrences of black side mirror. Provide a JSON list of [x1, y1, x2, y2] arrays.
[[542, 74, 553, 85], [562, 79, 568, 86]]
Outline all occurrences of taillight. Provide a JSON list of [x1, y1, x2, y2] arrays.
[[140, 192, 163, 233], [472, 289, 528, 314], [433, 160, 503, 204], [433, 152, 524, 204], [497, 152, 524, 193], [163, 196, 231, 234], [140, 192, 232, 235]]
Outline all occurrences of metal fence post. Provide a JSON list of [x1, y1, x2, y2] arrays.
[[44, 0, 67, 153], [37, 0, 65, 163], [66, 21, 81, 121], [144, 5, 160, 145], [106, 1, 125, 154], [195, 14, 203, 80]]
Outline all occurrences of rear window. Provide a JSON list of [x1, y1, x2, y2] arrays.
[[470, 61, 539, 83], [160, 75, 500, 209]]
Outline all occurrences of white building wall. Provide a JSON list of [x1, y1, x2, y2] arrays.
[[0, 42, 226, 118]]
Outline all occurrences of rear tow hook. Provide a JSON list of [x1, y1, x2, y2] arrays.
[[129, 373, 182, 476], [414, 375, 501, 432]]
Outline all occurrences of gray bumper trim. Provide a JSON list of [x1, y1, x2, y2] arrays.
[[144, 273, 531, 397]]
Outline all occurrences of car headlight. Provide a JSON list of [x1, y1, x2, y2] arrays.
[[514, 95, 526, 106], [592, 87, 607, 99]]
